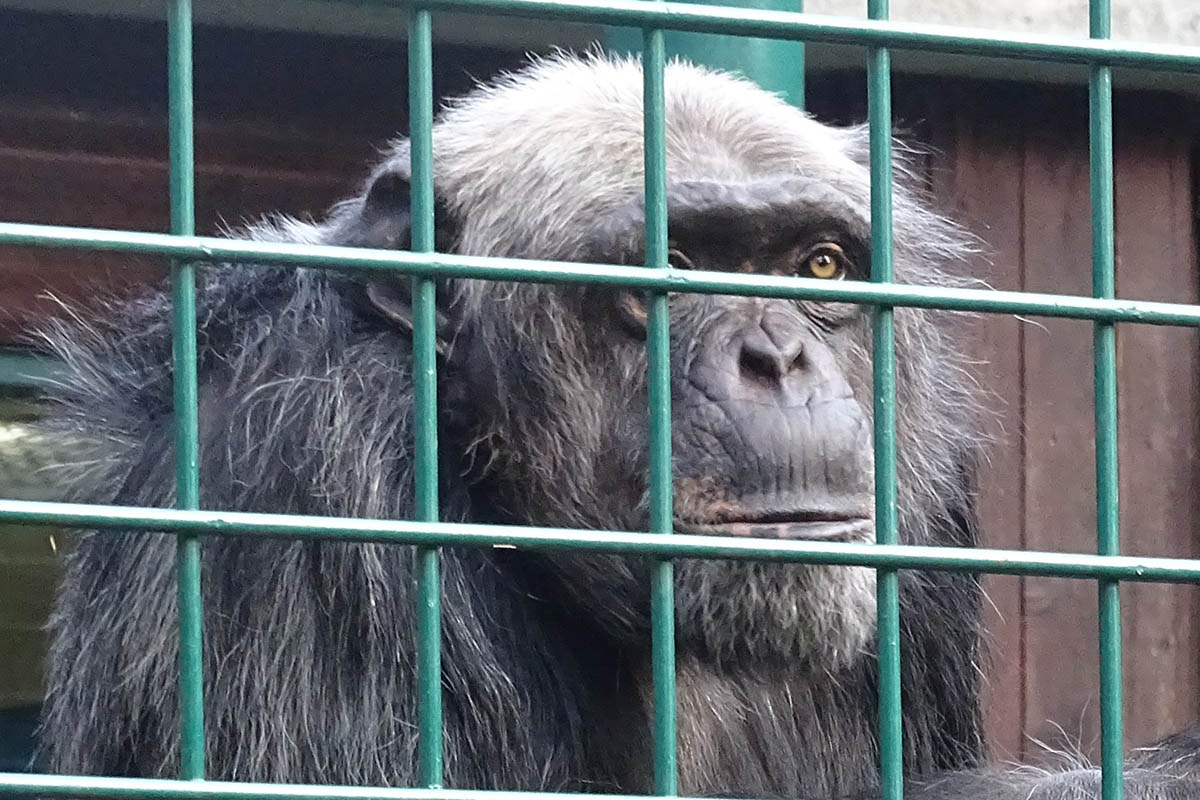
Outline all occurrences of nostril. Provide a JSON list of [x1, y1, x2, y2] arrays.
[[737, 326, 808, 388], [739, 341, 785, 385], [788, 348, 806, 374]]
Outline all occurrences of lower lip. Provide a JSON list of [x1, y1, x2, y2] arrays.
[[673, 519, 872, 541]]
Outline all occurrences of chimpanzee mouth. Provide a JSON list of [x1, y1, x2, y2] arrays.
[[673, 510, 873, 541]]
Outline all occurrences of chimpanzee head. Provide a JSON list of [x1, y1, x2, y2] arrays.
[[334, 54, 982, 676]]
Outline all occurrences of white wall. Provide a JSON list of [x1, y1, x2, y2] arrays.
[[2, 0, 1198, 94]]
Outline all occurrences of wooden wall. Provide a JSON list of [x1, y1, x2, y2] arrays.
[[0, 8, 514, 340], [2, 6, 1200, 767], [931, 85, 1200, 764], [812, 80, 1200, 762]]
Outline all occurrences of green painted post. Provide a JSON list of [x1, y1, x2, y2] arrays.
[[408, 7, 445, 789], [167, 0, 206, 781], [607, 0, 806, 109]]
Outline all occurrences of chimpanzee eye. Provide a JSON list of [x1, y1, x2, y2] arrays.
[[668, 248, 697, 270], [800, 243, 849, 280]]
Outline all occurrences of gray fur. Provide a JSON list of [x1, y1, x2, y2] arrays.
[[31, 52, 1200, 800]]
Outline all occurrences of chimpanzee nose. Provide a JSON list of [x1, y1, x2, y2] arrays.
[[738, 327, 806, 386]]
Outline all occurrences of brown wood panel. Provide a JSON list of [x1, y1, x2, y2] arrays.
[[0, 102, 375, 179], [819, 79, 1200, 759], [0, 134, 356, 339], [1013, 95, 1200, 759], [924, 88, 1028, 762], [1019, 96, 1105, 762], [1112, 119, 1200, 746]]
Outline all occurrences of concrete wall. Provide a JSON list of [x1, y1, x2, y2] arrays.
[[4, 0, 1198, 49], [809, 0, 1200, 45], [1, 1, 1198, 94]]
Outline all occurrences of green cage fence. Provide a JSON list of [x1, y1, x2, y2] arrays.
[[1, 3, 1200, 800]]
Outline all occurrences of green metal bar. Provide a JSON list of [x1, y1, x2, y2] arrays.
[[641, 25, 678, 796], [1089, 0, 1123, 797], [408, 7, 444, 789], [4, 497, 1200, 582], [167, 0, 205, 780], [0, 773, 714, 800], [866, 0, 901, 795], [2, 0, 1192, 796], [0, 350, 66, 389], [6, 223, 1200, 325], [339, 0, 1200, 72]]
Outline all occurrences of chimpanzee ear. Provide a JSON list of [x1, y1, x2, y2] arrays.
[[363, 281, 453, 358], [338, 164, 415, 251], [348, 160, 460, 252], [341, 162, 457, 356]]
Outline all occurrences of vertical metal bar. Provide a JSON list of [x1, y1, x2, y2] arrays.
[[793, 0, 805, 111], [867, 0, 901, 797], [1089, 0, 1122, 797], [408, 7, 444, 789], [167, 0, 205, 781], [643, 25, 678, 798]]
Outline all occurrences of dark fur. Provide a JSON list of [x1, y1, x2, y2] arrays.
[[32, 53, 1200, 799]]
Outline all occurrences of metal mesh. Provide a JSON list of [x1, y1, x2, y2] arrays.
[[1, 3, 1200, 800]]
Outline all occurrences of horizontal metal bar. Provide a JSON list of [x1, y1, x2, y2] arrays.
[[0, 350, 65, 389], [3, 221, 1200, 325], [2, 498, 1199, 582], [1, 773, 691, 800], [344, 0, 1200, 73]]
